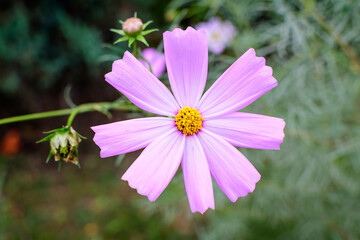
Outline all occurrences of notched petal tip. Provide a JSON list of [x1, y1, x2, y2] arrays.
[[230, 177, 261, 203], [193, 209, 206, 214], [163, 26, 206, 39], [277, 119, 286, 150], [191, 205, 215, 214], [123, 50, 137, 61], [110, 51, 130, 68], [227, 173, 261, 203], [121, 177, 156, 202], [121, 171, 163, 202]]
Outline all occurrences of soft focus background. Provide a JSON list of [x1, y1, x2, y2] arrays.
[[1, 0, 360, 239]]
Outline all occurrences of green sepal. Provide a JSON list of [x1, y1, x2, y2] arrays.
[[136, 35, 149, 46], [46, 152, 52, 163], [76, 132, 87, 140], [142, 29, 158, 36], [36, 133, 55, 143], [142, 20, 153, 30], [42, 128, 64, 134], [110, 29, 125, 35], [114, 36, 129, 44], [128, 37, 136, 47], [76, 157, 81, 168]]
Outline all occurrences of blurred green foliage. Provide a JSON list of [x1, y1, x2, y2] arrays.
[[1, 0, 360, 239], [0, 3, 102, 92], [0, 0, 168, 116]]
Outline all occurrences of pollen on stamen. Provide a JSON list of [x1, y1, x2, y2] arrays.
[[175, 106, 203, 135]]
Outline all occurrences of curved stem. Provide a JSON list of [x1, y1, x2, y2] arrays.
[[0, 102, 138, 125], [66, 107, 82, 127]]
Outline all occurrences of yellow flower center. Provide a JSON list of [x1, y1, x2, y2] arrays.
[[175, 107, 203, 135]]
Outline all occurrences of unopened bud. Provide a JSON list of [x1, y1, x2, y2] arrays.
[[39, 126, 83, 167], [122, 17, 143, 35], [165, 9, 178, 23]]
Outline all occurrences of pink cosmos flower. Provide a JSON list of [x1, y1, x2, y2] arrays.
[[92, 27, 285, 214], [196, 17, 237, 55], [139, 48, 166, 78]]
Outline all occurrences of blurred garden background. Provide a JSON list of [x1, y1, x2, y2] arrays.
[[1, 0, 360, 239]]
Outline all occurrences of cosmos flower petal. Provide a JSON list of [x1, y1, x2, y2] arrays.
[[122, 129, 185, 202], [197, 48, 277, 118], [105, 51, 179, 116], [164, 27, 208, 107], [182, 135, 214, 214], [205, 112, 286, 150], [140, 48, 166, 78], [198, 129, 261, 202], [91, 117, 175, 158]]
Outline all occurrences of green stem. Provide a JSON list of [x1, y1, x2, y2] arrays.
[[67, 107, 82, 127], [133, 41, 137, 58], [0, 102, 138, 125]]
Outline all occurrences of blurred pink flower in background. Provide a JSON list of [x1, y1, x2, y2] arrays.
[[196, 17, 237, 54], [139, 48, 166, 77], [92, 27, 285, 214]]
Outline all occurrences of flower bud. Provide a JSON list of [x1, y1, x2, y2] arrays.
[[39, 126, 83, 167], [165, 9, 178, 23], [122, 17, 143, 35]]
